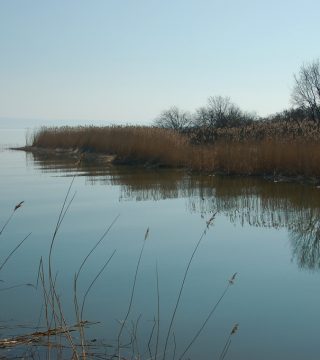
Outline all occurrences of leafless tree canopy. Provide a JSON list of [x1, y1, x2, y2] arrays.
[[291, 59, 320, 122], [193, 96, 255, 129], [153, 96, 256, 144], [154, 106, 192, 131]]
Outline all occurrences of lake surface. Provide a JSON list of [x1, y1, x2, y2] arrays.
[[1, 127, 320, 359]]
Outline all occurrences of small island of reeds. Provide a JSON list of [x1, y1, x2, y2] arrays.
[[22, 117, 320, 183]]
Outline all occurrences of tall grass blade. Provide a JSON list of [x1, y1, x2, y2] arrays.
[[177, 273, 237, 360], [117, 227, 149, 357], [80, 249, 116, 319], [0, 232, 31, 272], [0, 201, 24, 236], [162, 214, 216, 360], [219, 323, 239, 360]]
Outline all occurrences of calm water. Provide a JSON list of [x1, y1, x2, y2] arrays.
[[1, 127, 320, 359]]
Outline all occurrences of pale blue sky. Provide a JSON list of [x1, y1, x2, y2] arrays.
[[0, 0, 319, 125]]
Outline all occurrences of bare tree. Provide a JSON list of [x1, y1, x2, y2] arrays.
[[207, 96, 232, 128], [193, 95, 254, 129], [154, 106, 191, 131], [291, 59, 320, 123]]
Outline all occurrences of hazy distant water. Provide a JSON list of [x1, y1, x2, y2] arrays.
[[0, 118, 114, 147], [1, 128, 320, 359], [0, 118, 113, 129]]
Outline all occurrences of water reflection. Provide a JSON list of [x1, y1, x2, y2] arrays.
[[28, 151, 320, 270], [289, 210, 320, 269]]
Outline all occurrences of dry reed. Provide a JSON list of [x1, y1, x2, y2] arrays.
[[30, 124, 320, 179]]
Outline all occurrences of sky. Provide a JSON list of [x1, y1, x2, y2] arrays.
[[0, 0, 319, 125]]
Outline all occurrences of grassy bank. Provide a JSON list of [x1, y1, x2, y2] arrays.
[[29, 124, 320, 179]]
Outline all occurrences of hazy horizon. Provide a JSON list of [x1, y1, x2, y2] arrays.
[[0, 117, 131, 129], [1, 0, 319, 123]]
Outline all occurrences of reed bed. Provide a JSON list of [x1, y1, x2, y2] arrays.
[[30, 124, 320, 179], [31, 125, 192, 167], [190, 119, 320, 143]]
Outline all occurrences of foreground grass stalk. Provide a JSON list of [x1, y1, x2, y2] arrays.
[[147, 263, 161, 360], [131, 314, 142, 359], [117, 227, 149, 359], [162, 214, 216, 360], [0, 282, 35, 292], [0, 212, 14, 236], [1, 176, 241, 359], [0, 201, 24, 236], [177, 273, 237, 360], [43, 176, 81, 359], [147, 317, 157, 359], [155, 262, 160, 360], [219, 323, 239, 360], [48, 177, 75, 325], [75, 215, 120, 280], [80, 249, 117, 319], [73, 215, 119, 356], [38, 263, 79, 359], [0, 232, 31, 273], [73, 249, 116, 358], [172, 332, 177, 360], [0, 202, 30, 282]]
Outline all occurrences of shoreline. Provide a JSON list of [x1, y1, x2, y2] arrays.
[[12, 146, 320, 187]]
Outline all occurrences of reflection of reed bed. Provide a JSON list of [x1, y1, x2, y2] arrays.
[[289, 211, 320, 270], [22, 151, 320, 271], [0, 182, 238, 359], [27, 125, 320, 179]]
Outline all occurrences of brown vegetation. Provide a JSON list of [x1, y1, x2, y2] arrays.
[[29, 123, 320, 179], [30, 125, 192, 167]]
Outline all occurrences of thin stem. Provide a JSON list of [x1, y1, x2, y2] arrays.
[[0, 201, 24, 236], [76, 215, 120, 280], [117, 228, 149, 357], [147, 318, 156, 359], [219, 338, 232, 360], [172, 332, 176, 360], [0, 211, 14, 236], [162, 214, 216, 360], [0, 232, 31, 272], [80, 249, 116, 319], [155, 262, 160, 360], [177, 283, 231, 360]]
